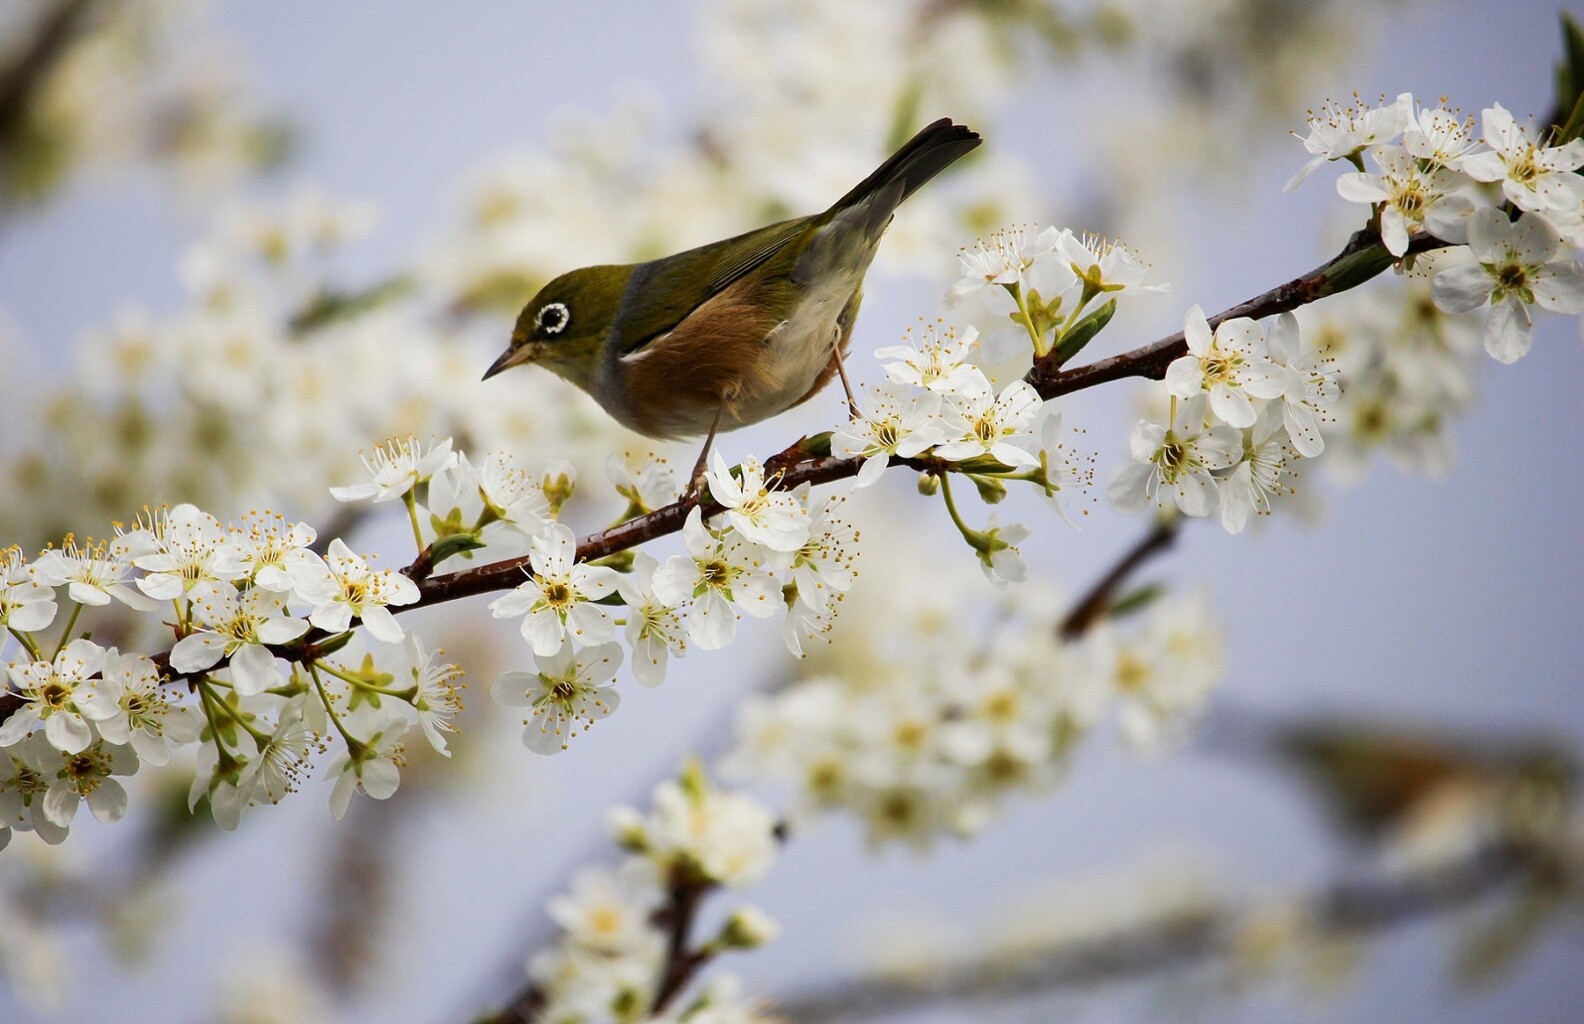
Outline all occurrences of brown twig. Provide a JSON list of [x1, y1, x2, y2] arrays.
[[0, 226, 1421, 727], [1057, 517, 1179, 639], [772, 841, 1537, 1023]]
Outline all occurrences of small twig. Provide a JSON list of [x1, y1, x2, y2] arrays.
[[772, 842, 1536, 1023], [1057, 517, 1179, 639]]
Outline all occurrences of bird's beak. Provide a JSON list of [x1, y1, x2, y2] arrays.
[[482, 341, 539, 381]]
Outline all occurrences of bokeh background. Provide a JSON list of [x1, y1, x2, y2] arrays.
[[0, 1, 1579, 1022]]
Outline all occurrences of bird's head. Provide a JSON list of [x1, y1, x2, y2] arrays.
[[483, 264, 631, 387]]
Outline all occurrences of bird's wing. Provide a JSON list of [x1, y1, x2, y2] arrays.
[[612, 216, 813, 355]]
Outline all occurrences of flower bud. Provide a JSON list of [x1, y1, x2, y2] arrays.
[[917, 472, 941, 497], [714, 904, 780, 950], [541, 461, 577, 515]]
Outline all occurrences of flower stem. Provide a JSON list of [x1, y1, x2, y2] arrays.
[[309, 661, 361, 752], [8, 627, 43, 662], [1007, 282, 1050, 357], [403, 492, 426, 555], [49, 602, 83, 660]]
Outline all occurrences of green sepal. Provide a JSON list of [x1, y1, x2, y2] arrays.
[[1106, 583, 1164, 621], [428, 530, 487, 568], [1323, 241, 1397, 294], [1053, 297, 1117, 365], [791, 431, 834, 459], [590, 550, 636, 575], [970, 473, 1007, 505]]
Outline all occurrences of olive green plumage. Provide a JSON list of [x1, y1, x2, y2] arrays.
[[484, 118, 981, 441]]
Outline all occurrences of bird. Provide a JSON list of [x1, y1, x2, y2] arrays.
[[482, 118, 981, 487]]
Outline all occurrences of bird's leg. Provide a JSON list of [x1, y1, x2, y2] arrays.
[[684, 397, 727, 501], [831, 341, 861, 421]]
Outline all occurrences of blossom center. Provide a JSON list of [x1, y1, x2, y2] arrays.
[[40, 681, 72, 709], [543, 581, 573, 607]]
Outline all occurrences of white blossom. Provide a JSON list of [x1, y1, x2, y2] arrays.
[[933, 376, 1042, 468], [0, 548, 57, 633], [1285, 92, 1413, 190], [874, 321, 983, 395], [618, 553, 687, 688], [40, 739, 139, 829], [652, 509, 779, 651], [1336, 144, 1474, 255], [1218, 406, 1294, 534], [1110, 395, 1241, 517], [1431, 209, 1584, 363], [325, 711, 411, 820], [94, 650, 202, 766], [131, 504, 240, 601], [1461, 103, 1584, 213], [1266, 311, 1338, 458], [491, 642, 622, 755], [170, 585, 308, 696], [1164, 306, 1286, 428], [212, 511, 318, 593], [1055, 229, 1169, 297], [330, 435, 456, 504], [0, 640, 116, 754], [546, 861, 663, 956], [606, 451, 678, 516], [831, 381, 948, 486], [626, 776, 778, 887], [705, 452, 811, 553], [946, 224, 1065, 306], [294, 539, 420, 642], [33, 537, 157, 611], [488, 523, 620, 656]]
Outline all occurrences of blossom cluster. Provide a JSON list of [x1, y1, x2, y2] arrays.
[[1290, 93, 1584, 363], [525, 764, 781, 1023], [484, 451, 859, 754], [1110, 306, 1336, 532], [724, 585, 1223, 849], [0, 451, 495, 842]]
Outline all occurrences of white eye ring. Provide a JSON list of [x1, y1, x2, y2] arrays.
[[535, 302, 570, 335]]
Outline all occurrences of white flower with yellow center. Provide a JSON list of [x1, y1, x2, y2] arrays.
[[1165, 306, 1286, 428], [874, 321, 983, 395], [652, 509, 779, 651], [1462, 103, 1584, 213], [95, 650, 201, 766], [330, 435, 456, 504], [491, 642, 622, 755], [41, 738, 138, 829], [946, 224, 1065, 306], [933, 376, 1042, 469], [705, 452, 810, 553], [1110, 395, 1242, 518], [295, 539, 420, 642], [831, 381, 947, 486], [1336, 144, 1474, 255], [170, 584, 309, 696], [132, 504, 240, 601], [0, 547, 57, 633], [212, 511, 318, 594], [1432, 209, 1584, 363], [33, 535, 157, 611], [489, 523, 620, 657], [547, 861, 662, 956], [1284, 92, 1413, 190], [0, 640, 117, 754], [618, 553, 687, 688]]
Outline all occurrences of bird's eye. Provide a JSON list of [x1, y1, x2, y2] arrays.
[[535, 302, 570, 336]]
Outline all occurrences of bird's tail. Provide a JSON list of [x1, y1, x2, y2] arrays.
[[828, 118, 981, 227]]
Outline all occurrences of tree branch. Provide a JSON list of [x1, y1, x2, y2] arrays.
[[0, 223, 1421, 727], [772, 842, 1536, 1023]]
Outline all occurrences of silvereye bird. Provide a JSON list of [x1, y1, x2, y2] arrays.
[[482, 118, 981, 480]]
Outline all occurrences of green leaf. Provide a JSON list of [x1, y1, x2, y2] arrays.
[[1554, 13, 1584, 142], [1106, 583, 1163, 620], [1053, 297, 1117, 365]]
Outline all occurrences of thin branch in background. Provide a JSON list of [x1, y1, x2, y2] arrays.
[[771, 842, 1539, 1024]]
